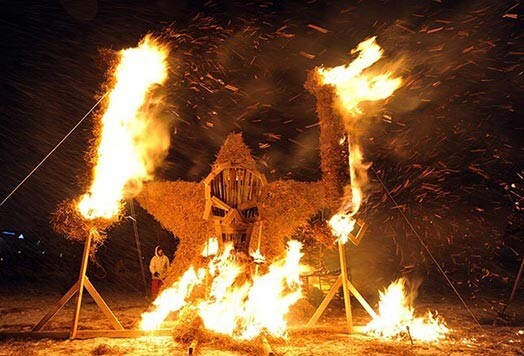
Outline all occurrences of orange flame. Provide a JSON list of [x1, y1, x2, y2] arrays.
[[318, 37, 402, 243], [364, 278, 449, 342], [140, 240, 304, 340], [77, 36, 170, 220]]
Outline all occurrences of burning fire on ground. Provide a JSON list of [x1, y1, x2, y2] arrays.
[[140, 240, 304, 340], [364, 278, 449, 341]]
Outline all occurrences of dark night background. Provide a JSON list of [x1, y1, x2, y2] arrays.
[[0, 0, 522, 305]]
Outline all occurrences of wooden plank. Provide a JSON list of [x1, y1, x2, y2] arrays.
[[84, 278, 124, 330], [0, 331, 71, 339], [0, 329, 173, 340], [32, 280, 79, 331], [211, 196, 231, 211]]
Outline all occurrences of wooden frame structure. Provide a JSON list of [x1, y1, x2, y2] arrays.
[[203, 162, 267, 254], [306, 221, 377, 333], [0, 229, 170, 340]]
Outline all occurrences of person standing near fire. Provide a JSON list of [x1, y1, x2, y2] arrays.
[[149, 246, 170, 299]]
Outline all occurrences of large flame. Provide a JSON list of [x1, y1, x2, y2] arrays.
[[77, 36, 170, 220], [318, 37, 402, 243], [364, 278, 449, 342], [140, 240, 304, 340], [318, 37, 402, 118]]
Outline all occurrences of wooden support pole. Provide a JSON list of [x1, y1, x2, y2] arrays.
[[70, 229, 94, 339], [338, 239, 353, 334]]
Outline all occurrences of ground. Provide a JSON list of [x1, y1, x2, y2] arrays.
[[0, 289, 522, 355]]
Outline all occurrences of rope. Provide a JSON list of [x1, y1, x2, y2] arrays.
[[371, 166, 483, 329], [0, 93, 108, 209], [129, 199, 149, 297]]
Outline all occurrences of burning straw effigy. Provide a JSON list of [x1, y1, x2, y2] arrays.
[[136, 36, 449, 347], [45, 32, 449, 348]]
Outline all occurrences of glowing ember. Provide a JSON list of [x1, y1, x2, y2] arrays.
[[364, 278, 449, 342], [77, 35, 170, 220], [140, 240, 304, 340], [318, 36, 402, 243]]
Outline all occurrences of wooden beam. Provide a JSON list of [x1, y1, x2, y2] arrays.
[[84, 278, 124, 330], [306, 275, 342, 327], [0, 329, 172, 340], [211, 196, 231, 211], [32, 280, 79, 331], [346, 280, 377, 319]]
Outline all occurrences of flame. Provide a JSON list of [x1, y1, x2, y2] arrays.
[[318, 37, 402, 243], [364, 278, 449, 342], [317, 37, 402, 118], [250, 249, 266, 264], [77, 35, 170, 220], [140, 240, 304, 340], [201, 236, 219, 257], [140, 266, 206, 331]]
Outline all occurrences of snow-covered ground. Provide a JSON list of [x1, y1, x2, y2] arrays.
[[0, 290, 522, 355]]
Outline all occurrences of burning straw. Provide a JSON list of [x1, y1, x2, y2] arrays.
[[52, 35, 172, 244]]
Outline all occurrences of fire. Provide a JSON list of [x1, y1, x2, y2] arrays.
[[317, 37, 402, 117], [364, 278, 449, 342], [318, 37, 402, 243], [77, 35, 170, 220], [201, 236, 219, 257], [140, 240, 304, 340]]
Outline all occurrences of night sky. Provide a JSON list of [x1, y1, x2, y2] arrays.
[[1, 1, 522, 293]]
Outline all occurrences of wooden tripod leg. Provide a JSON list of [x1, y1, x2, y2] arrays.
[[32, 281, 80, 331], [70, 230, 94, 339], [338, 240, 353, 333], [346, 280, 377, 319], [306, 275, 342, 327], [84, 278, 124, 330]]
